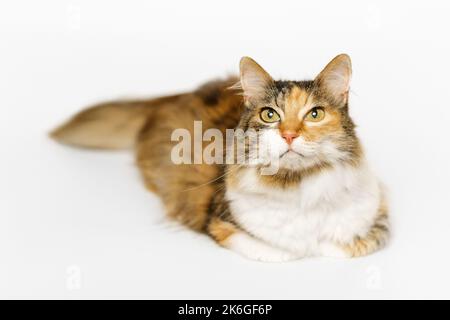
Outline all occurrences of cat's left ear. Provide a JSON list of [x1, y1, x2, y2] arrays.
[[314, 54, 352, 105], [239, 57, 274, 101]]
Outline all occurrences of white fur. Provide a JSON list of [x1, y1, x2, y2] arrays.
[[225, 161, 381, 261], [224, 231, 300, 262], [257, 129, 351, 171]]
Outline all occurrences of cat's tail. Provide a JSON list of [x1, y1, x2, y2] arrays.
[[50, 95, 181, 150], [50, 100, 150, 149]]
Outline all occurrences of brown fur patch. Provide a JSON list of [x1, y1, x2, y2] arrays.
[[52, 77, 244, 232], [257, 163, 332, 189], [300, 107, 344, 141], [278, 87, 347, 143], [134, 77, 243, 231], [280, 86, 307, 132], [343, 196, 389, 257], [207, 217, 237, 244]]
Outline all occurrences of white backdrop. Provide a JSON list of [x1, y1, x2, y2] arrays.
[[1, 0, 450, 299]]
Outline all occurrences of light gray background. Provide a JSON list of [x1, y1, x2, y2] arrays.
[[1, 0, 449, 299]]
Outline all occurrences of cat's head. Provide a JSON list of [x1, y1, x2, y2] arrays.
[[236, 54, 361, 178]]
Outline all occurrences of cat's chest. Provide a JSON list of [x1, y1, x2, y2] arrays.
[[226, 165, 380, 255], [227, 186, 338, 253]]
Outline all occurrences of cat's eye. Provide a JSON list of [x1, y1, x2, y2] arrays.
[[260, 108, 280, 123], [305, 107, 325, 122]]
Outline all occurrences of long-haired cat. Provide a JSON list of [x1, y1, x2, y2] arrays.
[[51, 54, 389, 261]]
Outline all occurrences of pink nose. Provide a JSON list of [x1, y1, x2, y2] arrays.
[[281, 131, 299, 145]]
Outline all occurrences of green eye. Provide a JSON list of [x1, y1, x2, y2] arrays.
[[260, 108, 280, 123], [305, 107, 325, 122]]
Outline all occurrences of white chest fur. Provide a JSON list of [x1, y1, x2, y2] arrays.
[[226, 162, 381, 258]]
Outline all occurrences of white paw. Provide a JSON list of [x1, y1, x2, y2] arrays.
[[225, 232, 299, 262], [319, 242, 350, 259], [241, 246, 299, 262]]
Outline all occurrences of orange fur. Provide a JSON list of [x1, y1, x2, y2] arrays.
[[207, 218, 237, 245], [343, 198, 389, 257]]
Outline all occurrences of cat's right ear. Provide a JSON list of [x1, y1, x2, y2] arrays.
[[239, 57, 274, 101]]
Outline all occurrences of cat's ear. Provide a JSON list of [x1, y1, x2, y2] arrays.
[[239, 57, 274, 101], [315, 54, 352, 105]]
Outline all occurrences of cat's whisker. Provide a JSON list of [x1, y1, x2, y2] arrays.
[[179, 163, 245, 193]]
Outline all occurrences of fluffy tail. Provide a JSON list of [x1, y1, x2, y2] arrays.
[[50, 95, 182, 149], [50, 100, 150, 149]]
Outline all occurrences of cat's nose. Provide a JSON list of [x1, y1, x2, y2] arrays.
[[281, 131, 299, 145]]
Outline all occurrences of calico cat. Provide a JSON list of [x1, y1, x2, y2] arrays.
[[51, 54, 389, 261]]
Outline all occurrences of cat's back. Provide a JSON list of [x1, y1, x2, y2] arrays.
[[135, 77, 243, 230]]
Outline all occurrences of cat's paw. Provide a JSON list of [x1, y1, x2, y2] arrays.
[[240, 246, 299, 262], [225, 232, 300, 262], [319, 242, 350, 259]]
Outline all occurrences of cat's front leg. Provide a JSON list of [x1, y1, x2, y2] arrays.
[[318, 242, 351, 258], [207, 218, 300, 262], [343, 210, 390, 257], [320, 207, 390, 258]]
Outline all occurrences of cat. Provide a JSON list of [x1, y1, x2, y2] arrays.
[[51, 54, 389, 262]]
